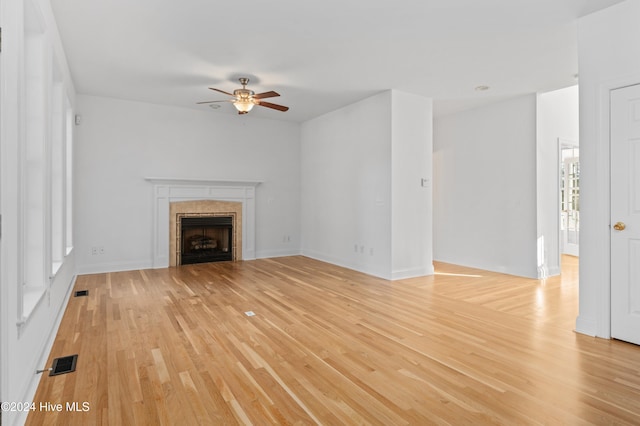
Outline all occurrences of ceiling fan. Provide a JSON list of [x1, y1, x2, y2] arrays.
[[197, 78, 289, 114]]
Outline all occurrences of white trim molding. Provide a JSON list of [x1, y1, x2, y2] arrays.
[[146, 178, 261, 268]]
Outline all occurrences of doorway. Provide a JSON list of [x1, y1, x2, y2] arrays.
[[560, 141, 579, 257]]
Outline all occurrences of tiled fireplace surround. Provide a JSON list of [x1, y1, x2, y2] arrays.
[[147, 178, 260, 268], [171, 202, 241, 266]]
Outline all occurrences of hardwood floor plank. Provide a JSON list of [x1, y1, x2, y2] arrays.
[[26, 255, 640, 425]]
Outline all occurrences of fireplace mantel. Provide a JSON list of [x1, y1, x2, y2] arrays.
[[146, 177, 261, 268], [145, 177, 262, 187]]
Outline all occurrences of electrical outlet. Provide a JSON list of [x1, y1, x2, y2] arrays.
[[91, 247, 98, 256], [99, 246, 105, 255]]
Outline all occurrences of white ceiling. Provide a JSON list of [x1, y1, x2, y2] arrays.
[[51, 0, 623, 122]]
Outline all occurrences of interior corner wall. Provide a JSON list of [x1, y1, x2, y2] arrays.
[[391, 91, 434, 279], [300, 91, 393, 278], [433, 94, 538, 278], [576, 0, 640, 337], [74, 95, 301, 274]]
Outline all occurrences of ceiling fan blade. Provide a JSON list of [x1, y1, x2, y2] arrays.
[[209, 87, 234, 96], [256, 100, 289, 112], [253, 91, 280, 100], [196, 100, 229, 104]]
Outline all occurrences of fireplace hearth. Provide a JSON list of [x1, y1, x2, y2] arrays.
[[180, 216, 233, 265]]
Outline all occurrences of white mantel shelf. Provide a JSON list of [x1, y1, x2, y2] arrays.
[[148, 178, 259, 268], [145, 177, 263, 186]]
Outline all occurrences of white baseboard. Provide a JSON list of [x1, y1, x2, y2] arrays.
[[255, 248, 302, 259], [301, 249, 392, 280], [76, 259, 153, 275], [75, 252, 435, 282], [391, 264, 435, 280], [575, 315, 598, 337], [76, 251, 307, 275], [77, 249, 308, 275]]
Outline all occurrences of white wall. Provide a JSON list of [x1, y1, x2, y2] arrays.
[[301, 91, 393, 278], [391, 91, 434, 279], [0, 0, 77, 424], [75, 95, 301, 274], [301, 90, 433, 280], [433, 94, 538, 278], [536, 85, 579, 277], [576, 0, 640, 337]]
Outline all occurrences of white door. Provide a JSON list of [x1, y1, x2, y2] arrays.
[[611, 83, 640, 345]]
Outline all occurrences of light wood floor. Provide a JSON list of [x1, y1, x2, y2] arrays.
[[27, 255, 640, 425]]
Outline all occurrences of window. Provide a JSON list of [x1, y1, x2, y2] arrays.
[[22, 0, 47, 317], [51, 65, 64, 274], [18, 0, 74, 323], [65, 98, 74, 255]]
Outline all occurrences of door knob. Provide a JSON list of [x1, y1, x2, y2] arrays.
[[613, 222, 626, 231]]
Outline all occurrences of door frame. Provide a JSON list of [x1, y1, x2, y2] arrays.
[[558, 138, 579, 257], [590, 75, 640, 339], [609, 83, 640, 344]]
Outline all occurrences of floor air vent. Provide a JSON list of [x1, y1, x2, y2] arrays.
[[49, 354, 78, 376], [74, 290, 89, 297]]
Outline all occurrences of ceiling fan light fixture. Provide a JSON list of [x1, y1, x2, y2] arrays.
[[233, 99, 255, 113], [199, 78, 288, 114]]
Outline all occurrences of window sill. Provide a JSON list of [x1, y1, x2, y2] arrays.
[[51, 261, 63, 276], [22, 287, 46, 321]]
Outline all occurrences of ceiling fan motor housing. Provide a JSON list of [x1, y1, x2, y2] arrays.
[[234, 88, 254, 99]]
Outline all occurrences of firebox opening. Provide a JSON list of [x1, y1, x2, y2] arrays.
[[180, 216, 233, 265]]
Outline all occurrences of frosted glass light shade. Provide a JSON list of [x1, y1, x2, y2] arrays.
[[233, 100, 254, 112]]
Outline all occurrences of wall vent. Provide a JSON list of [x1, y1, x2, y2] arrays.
[[49, 354, 78, 376]]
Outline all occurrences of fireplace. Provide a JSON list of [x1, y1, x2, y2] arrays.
[[169, 200, 243, 267], [147, 179, 258, 268], [180, 216, 233, 264]]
